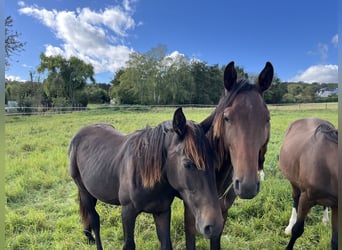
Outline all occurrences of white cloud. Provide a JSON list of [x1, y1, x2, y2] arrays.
[[18, 1, 25, 7], [289, 64, 338, 83], [165, 51, 186, 62], [331, 34, 338, 47], [5, 74, 26, 82], [161, 51, 191, 68], [18, 1, 138, 75], [317, 43, 328, 61], [21, 63, 33, 68], [45, 45, 64, 56], [307, 43, 329, 62]]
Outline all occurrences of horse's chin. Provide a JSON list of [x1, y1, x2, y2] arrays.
[[234, 180, 260, 199], [236, 190, 259, 199]]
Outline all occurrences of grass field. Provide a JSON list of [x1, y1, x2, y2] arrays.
[[5, 104, 338, 249]]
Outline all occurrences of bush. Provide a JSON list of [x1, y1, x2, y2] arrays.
[[73, 90, 88, 107], [86, 85, 110, 104], [17, 96, 33, 113]]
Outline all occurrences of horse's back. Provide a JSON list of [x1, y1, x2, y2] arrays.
[[279, 119, 319, 176], [69, 124, 126, 204], [279, 118, 338, 205], [280, 118, 332, 155]]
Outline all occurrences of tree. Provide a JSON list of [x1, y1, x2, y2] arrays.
[[37, 54, 95, 106], [109, 69, 125, 103], [190, 62, 223, 104], [191, 61, 210, 104], [161, 58, 194, 104], [85, 84, 110, 104], [286, 83, 304, 102], [235, 65, 248, 79], [113, 46, 166, 105], [302, 85, 316, 102], [263, 76, 287, 104], [5, 16, 26, 69], [5, 80, 45, 112]]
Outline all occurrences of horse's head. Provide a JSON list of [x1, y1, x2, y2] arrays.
[[208, 61, 273, 199], [164, 107, 223, 239]]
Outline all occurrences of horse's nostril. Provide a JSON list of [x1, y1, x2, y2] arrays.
[[204, 225, 213, 237], [234, 179, 240, 191]]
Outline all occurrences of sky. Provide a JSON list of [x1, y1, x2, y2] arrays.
[[5, 0, 339, 84]]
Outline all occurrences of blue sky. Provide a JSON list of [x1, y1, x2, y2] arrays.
[[5, 0, 338, 84]]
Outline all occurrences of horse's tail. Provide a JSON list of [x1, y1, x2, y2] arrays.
[[68, 141, 92, 233], [78, 190, 91, 232]]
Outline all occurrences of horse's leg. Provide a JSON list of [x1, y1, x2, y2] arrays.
[[153, 208, 172, 250], [285, 185, 300, 235], [285, 192, 314, 250], [210, 187, 236, 250], [322, 206, 329, 225], [331, 206, 338, 250], [121, 204, 139, 250], [78, 190, 103, 250], [209, 208, 228, 250], [184, 202, 196, 250]]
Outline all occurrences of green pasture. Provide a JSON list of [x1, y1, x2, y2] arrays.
[[5, 104, 338, 249]]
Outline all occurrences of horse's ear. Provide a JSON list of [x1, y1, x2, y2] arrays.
[[256, 62, 274, 93], [224, 61, 237, 92], [173, 107, 187, 138]]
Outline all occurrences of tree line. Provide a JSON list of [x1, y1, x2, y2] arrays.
[[5, 16, 337, 110], [5, 49, 337, 110]]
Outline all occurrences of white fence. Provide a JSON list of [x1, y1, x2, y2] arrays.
[[4, 102, 338, 116], [4, 106, 88, 116]]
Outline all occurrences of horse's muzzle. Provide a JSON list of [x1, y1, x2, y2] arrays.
[[234, 178, 260, 199], [198, 221, 223, 239], [196, 210, 224, 239]]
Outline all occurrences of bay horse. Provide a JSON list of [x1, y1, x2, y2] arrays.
[[183, 61, 274, 249], [279, 118, 338, 250], [69, 107, 223, 250]]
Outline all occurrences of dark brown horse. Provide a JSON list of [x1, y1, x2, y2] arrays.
[[69, 107, 223, 250], [279, 118, 338, 250], [183, 61, 274, 249]]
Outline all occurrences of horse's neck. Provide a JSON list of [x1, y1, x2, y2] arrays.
[[207, 128, 234, 190], [216, 161, 233, 189]]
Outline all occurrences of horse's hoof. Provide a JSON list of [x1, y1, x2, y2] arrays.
[[87, 238, 95, 245], [84, 230, 95, 244], [284, 227, 291, 235]]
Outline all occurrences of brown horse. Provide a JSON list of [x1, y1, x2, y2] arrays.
[[279, 118, 338, 250], [69, 108, 223, 250], [184, 61, 274, 249]]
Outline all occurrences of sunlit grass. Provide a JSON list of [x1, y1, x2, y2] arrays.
[[5, 105, 337, 249]]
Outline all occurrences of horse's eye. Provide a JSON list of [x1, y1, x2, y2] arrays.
[[223, 114, 230, 122], [185, 162, 195, 170]]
